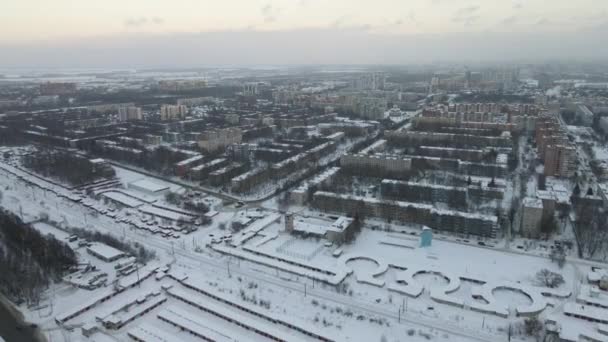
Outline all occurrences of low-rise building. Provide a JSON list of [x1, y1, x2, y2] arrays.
[[312, 191, 497, 237], [128, 179, 170, 196], [87, 243, 125, 262]]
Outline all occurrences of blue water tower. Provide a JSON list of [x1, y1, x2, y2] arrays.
[[420, 227, 432, 248]]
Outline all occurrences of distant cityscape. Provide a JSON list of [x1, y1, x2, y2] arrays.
[[1, 63, 608, 342]]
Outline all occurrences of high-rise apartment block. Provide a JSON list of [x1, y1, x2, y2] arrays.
[[160, 105, 188, 121], [118, 106, 143, 121], [536, 116, 576, 178]]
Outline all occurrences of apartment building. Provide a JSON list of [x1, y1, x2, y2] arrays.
[[521, 197, 544, 238], [118, 106, 143, 121], [536, 116, 577, 178], [312, 191, 497, 237], [198, 128, 243, 153], [340, 153, 412, 179], [160, 104, 188, 121]]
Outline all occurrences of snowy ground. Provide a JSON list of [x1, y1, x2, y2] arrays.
[[1, 148, 608, 342]]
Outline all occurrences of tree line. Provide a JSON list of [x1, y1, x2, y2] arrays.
[[0, 209, 77, 304]]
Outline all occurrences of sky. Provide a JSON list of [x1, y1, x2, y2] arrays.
[[1, 0, 608, 68]]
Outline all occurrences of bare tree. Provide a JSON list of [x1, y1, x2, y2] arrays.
[[550, 245, 566, 268], [535, 269, 564, 288], [576, 209, 608, 260], [524, 315, 544, 341]]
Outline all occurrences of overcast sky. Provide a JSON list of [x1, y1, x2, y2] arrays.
[[1, 0, 608, 68]]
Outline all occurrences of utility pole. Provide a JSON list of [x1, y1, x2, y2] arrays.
[[304, 283, 307, 297]]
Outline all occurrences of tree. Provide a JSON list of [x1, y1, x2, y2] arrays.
[[524, 315, 543, 340], [540, 214, 557, 238], [0, 209, 77, 304], [572, 183, 581, 197], [535, 269, 564, 288], [576, 208, 608, 260], [165, 192, 182, 206], [550, 245, 567, 268]]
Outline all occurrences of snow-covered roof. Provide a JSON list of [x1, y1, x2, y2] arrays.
[[129, 179, 169, 193], [101, 191, 143, 208], [577, 285, 608, 309], [139, 205, 193, 222], [191, 158, 226, 171], [588, 268, 608, 283], [523, 197, 543, 208], [328, 216, 354, 233], [314, 191, 498, 222], [382, 179, 467, 192], [87, 243, 125, 260], [564, 302, 608, 324], [128, 323, 183, 342], [175, 155, 204, 167]]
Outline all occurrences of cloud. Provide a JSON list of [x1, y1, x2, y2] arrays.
[[408, 11, 418, 24], [151, 17, 164, 25], [536, 17, 550, 25], [331, 16, 348, 28], [456, 6, 480, 15], [124, 16, 164, 28], [452, 6, 481, 26], [392, 11, 417, 27], [513, 1, 523, 10], [500, 16, 518, 25], [261, 3, 280, 23], [125, 17, 148, 27]]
